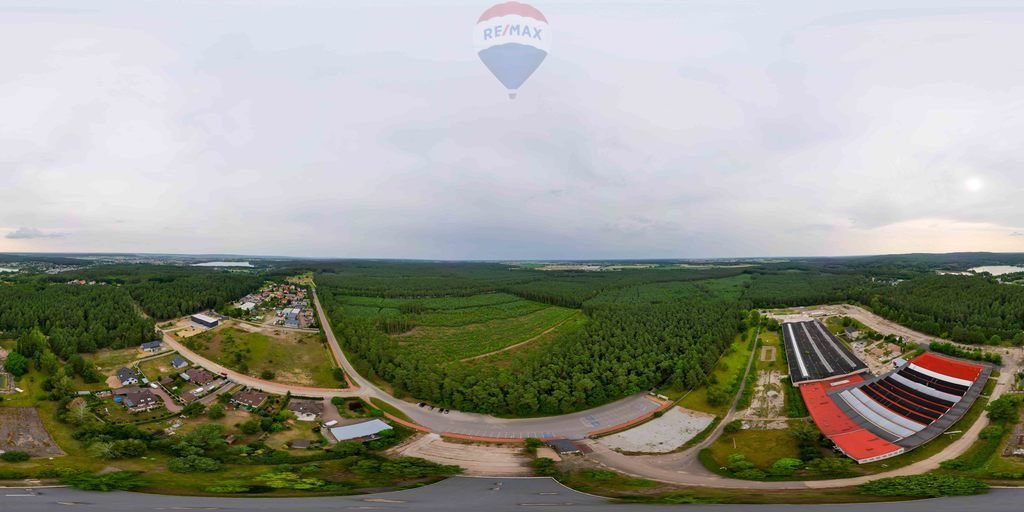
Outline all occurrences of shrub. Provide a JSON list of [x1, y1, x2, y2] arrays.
[[726, 453, 755, 473], [706, 387, 729, 407], [0, 451, 30, 463], [807, 457, 852, 475], [532, 457, 558, 476], [735, 468, 767, 480], [181, 401, 206, 417], [987, 395, 1022, 423], [332, 368, 346, 382], [723, 420, 743, 434], [168, 455, 222, 473], [770, 457, 803, 475], [859, 475, 988, 497], [978, 425, 1004, 440], [208, 404, 226, 420], [330, 441, 366, 456], [524, 438, 544, 449], [61, 471, 145, 491], [260, 369, 276, 380], [205, 483, 251, 493]]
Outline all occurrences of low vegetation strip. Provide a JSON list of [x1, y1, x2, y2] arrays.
[[396, 306, 579, 362], [858, 475, 988, 497], [458, 311, 582, 362]]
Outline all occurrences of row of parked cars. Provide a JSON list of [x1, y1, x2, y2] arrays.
[[417, 402, 450, 414]]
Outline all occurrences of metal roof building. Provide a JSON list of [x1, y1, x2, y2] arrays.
[[329, 419, 392, 442], [191, 313, 220, 328]]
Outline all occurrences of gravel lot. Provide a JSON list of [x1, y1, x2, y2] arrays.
[[598, 406, 714, 453], [389, 433, 531, 476]]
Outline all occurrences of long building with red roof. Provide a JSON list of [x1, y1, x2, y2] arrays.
[[794, 346, 991, 464]]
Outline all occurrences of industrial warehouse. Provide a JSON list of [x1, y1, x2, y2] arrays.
[[785, 320, 992, 463]]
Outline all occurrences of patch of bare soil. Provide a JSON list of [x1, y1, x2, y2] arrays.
[[388, 433, 530, 476], [743, 369, 785, 421], [0, 407, 64, 457]]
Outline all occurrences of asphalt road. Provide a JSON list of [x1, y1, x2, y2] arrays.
[[2, 478, 1021, 512], [159, 292, 662, 440]]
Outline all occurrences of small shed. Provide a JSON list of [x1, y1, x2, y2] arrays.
[[547, 439, 582, 455]]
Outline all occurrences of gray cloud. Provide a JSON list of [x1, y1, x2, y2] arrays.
[[5, 227, 66, 240], [1, 1, 1024, 258]]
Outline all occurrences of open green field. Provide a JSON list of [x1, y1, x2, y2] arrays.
[[707, 426, 801, 468], [183, 324, 337, 387], [395, 306, 581, 362], [464, 312, 589, 368], [338, 293, 548, 327], [676, 331, 755, 415], [137, 353, 185, 381], [84, 347, 144, 375], [756, 329, 786, 373]]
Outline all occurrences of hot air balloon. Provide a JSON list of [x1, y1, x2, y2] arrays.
[[473, 2, 550, 99]]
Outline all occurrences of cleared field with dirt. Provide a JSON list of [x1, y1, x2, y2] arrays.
[[182, 323, 337, 387], [0, 407, 64, 457], [389, 433, 530, 476], [598, 406, 715, 453]]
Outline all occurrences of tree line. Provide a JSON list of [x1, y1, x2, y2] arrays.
[[323, 283, 745, 416], [0, 282, 155, 354], [54, 264, 263, 320]]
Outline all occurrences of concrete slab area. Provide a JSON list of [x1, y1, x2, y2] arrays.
[[598, 406, 714, 453]]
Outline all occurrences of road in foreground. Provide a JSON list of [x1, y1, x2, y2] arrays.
[[2, 478, 1021, 512]]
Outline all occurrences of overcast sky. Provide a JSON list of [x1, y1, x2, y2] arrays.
[[3, 0, 1024, 259]]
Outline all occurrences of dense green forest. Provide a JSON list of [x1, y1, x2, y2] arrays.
[[313, 257, 1024, 414], [54, 265, 263, 319], [0, 283, 155, 354], [859, 274, 1024, 345], [324, 289, 744, 415], [312, 261, 747, 307]]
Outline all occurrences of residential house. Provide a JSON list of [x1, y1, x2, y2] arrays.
[[231, 390, 268, 410], [115, 387, 161, 412], [286, 398, 325, 421], [170, 355, 189, 370], [140, 340, 163, 352], [117, 367, 139, 386], [182, 368, 215, 385]]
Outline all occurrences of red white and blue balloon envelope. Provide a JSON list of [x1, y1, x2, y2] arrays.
[[474, 2, 550, 98]]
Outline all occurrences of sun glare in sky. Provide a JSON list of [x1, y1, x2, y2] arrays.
[[965, 177, 984, 192]]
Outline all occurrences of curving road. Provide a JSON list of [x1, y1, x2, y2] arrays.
[[161, 294, 1024, 490], [2, 478, 1022, 511], [158, 291, 663, 440]]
